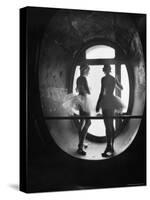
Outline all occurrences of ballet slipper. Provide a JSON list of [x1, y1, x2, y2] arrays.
[[77, 148, 87, 155]]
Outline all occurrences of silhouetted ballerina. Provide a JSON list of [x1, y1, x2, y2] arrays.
[[62, 62, 92, 155], [96, 64, 125, 157], [75, 63, 92, 155]]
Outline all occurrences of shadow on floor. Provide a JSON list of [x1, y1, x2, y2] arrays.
[[9, 184, 19, 191]]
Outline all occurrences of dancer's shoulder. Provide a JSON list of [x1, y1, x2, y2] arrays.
[[103, 75, 115, 83], [78, 75, 87, 82], [109, 74, 116, 81]]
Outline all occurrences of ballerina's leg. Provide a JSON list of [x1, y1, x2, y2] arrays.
[[102, 109, 114, 155]]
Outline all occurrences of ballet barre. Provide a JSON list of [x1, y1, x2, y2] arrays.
[[44, 115, 143, 120]]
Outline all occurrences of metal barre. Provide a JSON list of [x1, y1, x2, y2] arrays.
[[44, 115, 143, 120]]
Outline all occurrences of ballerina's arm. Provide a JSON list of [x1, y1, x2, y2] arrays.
[[115, 77, 123, 90]]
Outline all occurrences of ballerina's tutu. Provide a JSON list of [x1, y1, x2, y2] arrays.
[[62, 94, 94, 115], [62, 94, 78, 115], [100, 94, 125, 112], [77, 94, 94, 115]]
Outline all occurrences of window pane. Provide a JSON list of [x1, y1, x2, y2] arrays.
[[86, 45, 115, 59], [121, 64, 129, 112]]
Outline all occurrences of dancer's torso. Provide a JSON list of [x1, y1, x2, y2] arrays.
[[77, 75, 90, 96], [103, 75, 115, 96]]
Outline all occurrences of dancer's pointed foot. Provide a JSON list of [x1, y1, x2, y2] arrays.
[[101, 151, 114, 157], [77, 148, 86, 155], [101, 152, 109, 157], [101, 145, 114, 157]]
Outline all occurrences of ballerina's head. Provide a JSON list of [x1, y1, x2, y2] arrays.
[[103, 64, 111, 74]]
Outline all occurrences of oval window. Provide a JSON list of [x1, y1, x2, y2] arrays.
[[39, 42, 145, 160]]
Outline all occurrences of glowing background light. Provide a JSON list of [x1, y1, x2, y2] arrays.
[[121, 64, 129, 112], [86, 45, 115, 59]]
